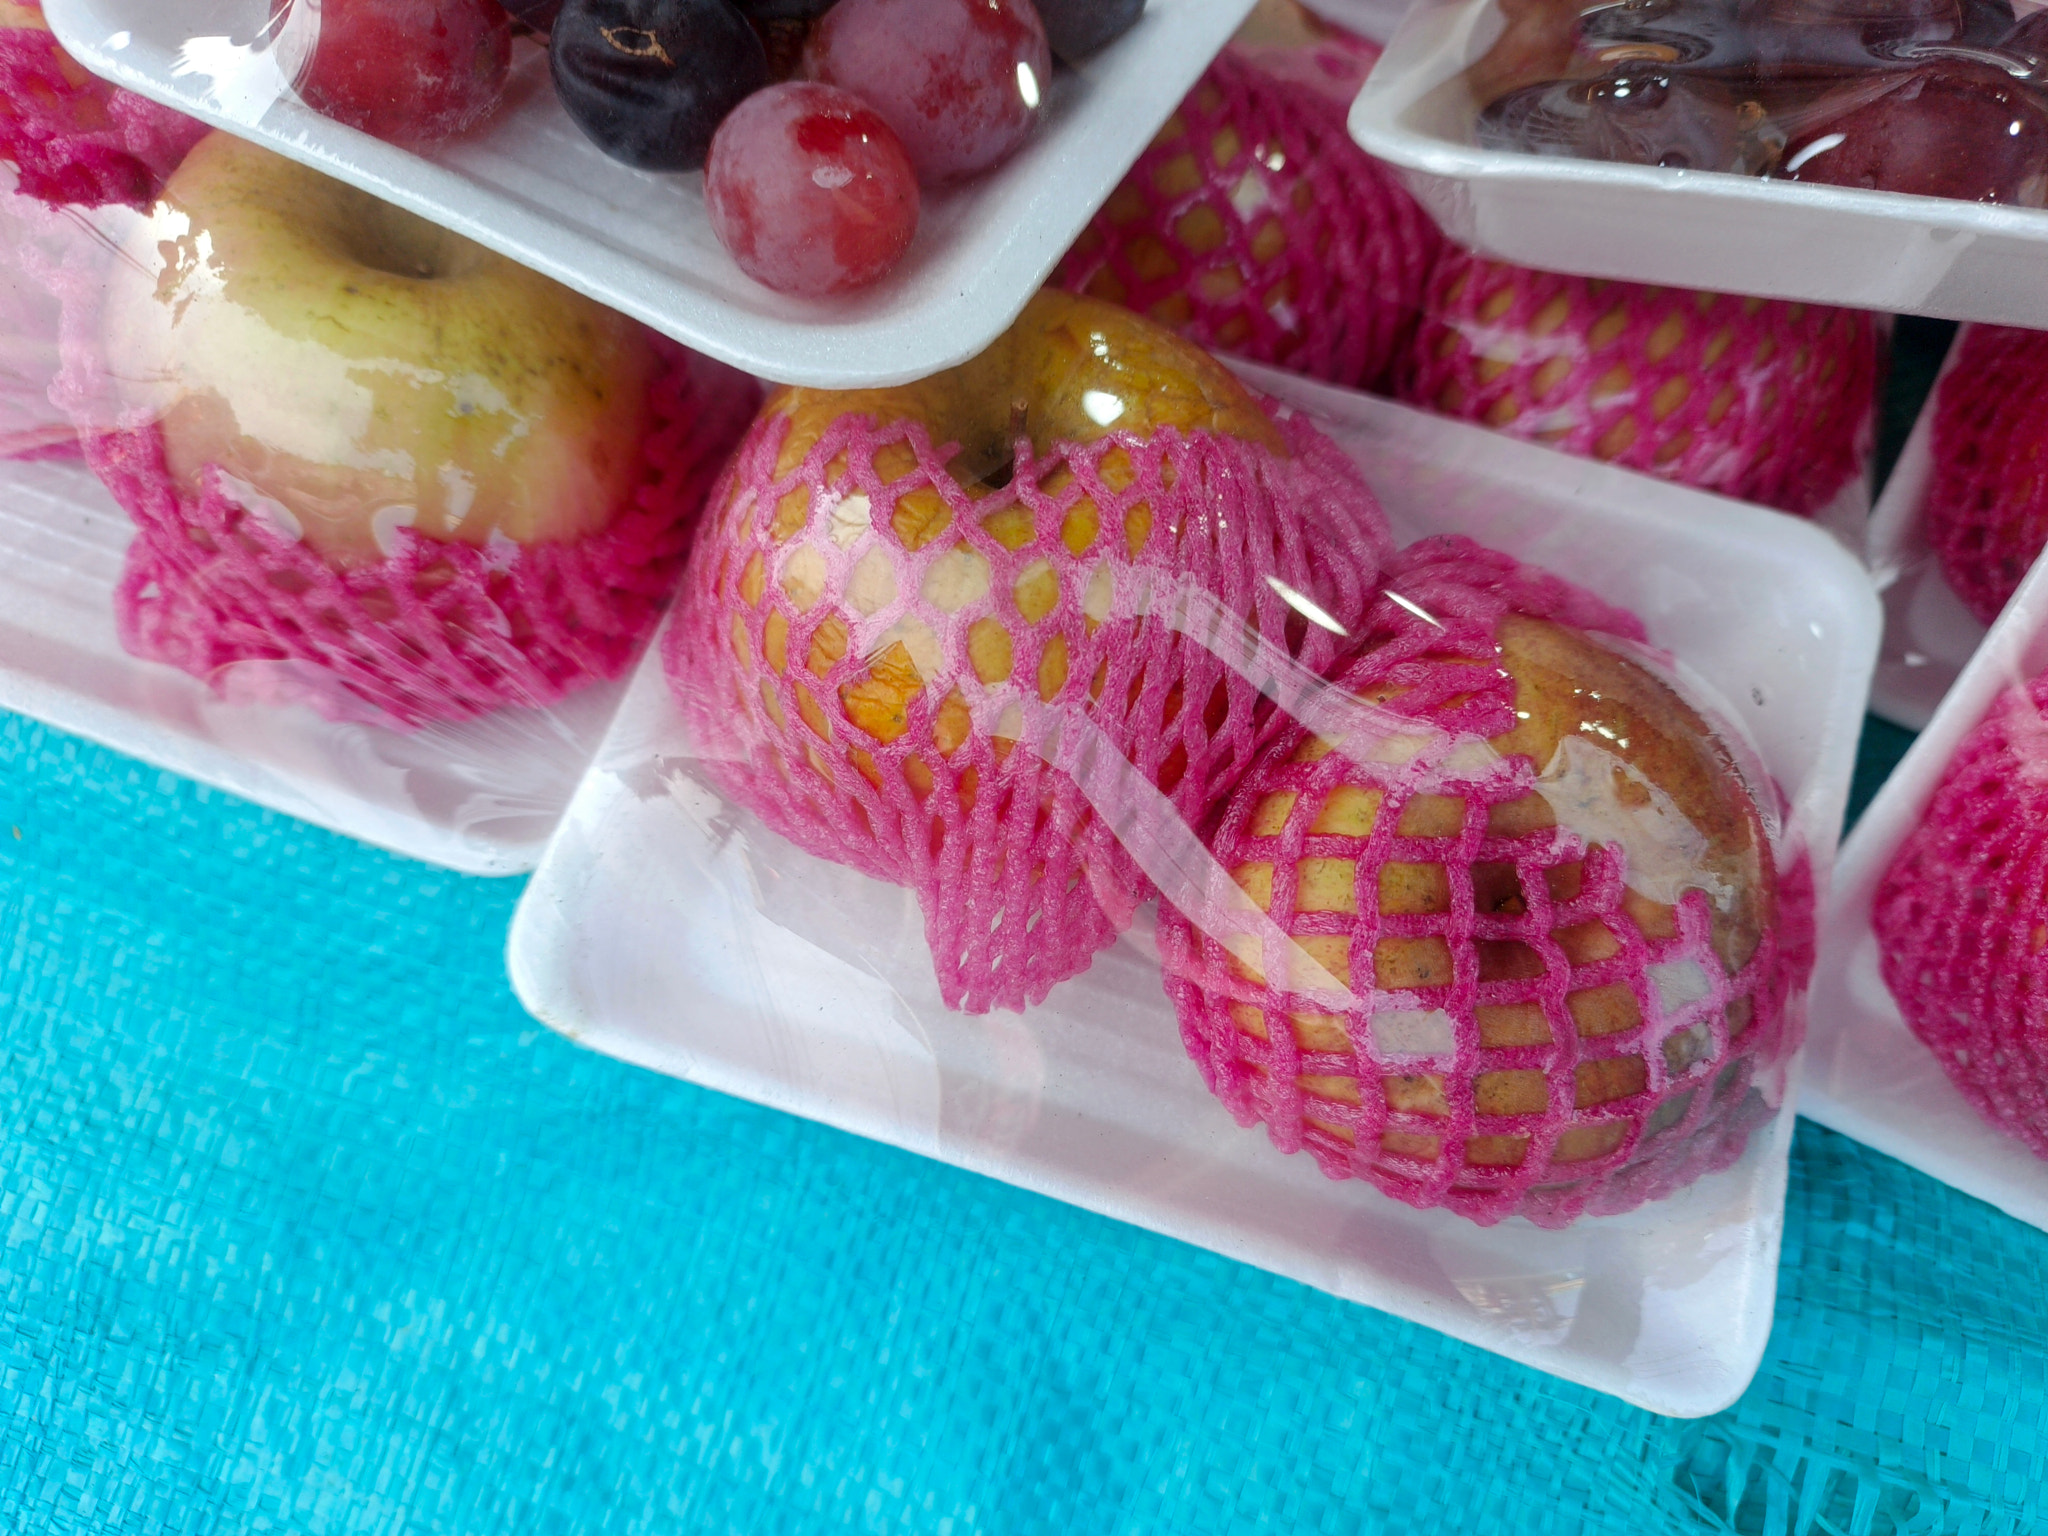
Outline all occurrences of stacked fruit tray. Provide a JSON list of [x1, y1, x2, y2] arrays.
[[4, 0, 2047, 1422]]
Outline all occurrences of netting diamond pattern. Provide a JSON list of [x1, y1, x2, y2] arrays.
[[1160, 540, 1806, 1226], [1873, 669, 2048, 1159], [667, 404, 1394, 1014]]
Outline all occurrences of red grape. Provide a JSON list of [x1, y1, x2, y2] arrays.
[[802, 0, 1050, 184], [1780, 61, 2048, 203], [294, 0, 513, 147], [706, 81, 920, 294]]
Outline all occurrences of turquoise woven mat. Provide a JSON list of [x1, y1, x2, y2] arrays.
[[0, 706, 2040, 1536]]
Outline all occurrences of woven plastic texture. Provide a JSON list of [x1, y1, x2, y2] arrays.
[[0, 5, 205, 208], [0, 708, 2042, 1534], [1054, 46, 1441, 393], [1159, 538, 1805, 1227], [668, 402, 1392, 1013], [1392, 249, 1880, 518], [1873, 673, 2048, 1160], [85, 346, 756, 729], [1925, 323, 2048, 626]]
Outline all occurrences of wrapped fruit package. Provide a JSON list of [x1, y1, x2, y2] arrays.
[[1157, 538, 1806, 1227], [662, 289, 1814, 1231], [1872, 671, 2048, 1162], [671, 291, 1394, 1013], [34, 130, 757, 730], [1463, 0, 2048, 209], [1920, 324, 2048, 627]]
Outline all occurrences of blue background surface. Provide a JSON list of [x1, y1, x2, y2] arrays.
[[1, 706, 2043, 1536]]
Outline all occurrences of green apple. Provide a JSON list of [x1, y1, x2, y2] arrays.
[[101, 130, 657, 566]]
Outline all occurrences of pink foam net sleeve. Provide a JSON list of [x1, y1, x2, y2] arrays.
[[0, 6, 206, 209], [93, 345, 757, 730], [1924, 324, 2048, 627], [1054, 45, 1442, 394], [1156, 537, 1808, 1227], [1872, 671, 2048, 1161], [664, 404, 1396, 1015], [1393, 247, 1880, 519]]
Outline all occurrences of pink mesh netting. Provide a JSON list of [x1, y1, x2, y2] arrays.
[[1054, 46, 1442, 393], [667, 403, 1395, 1014], [1924, 324, 2048, 627], [1872, 673, 2048, 1161], [1158, 537, 1807, 1227], [1392, 248, 1880, 518], [88, 344, 757, 729], [0, 6, 205, 208]]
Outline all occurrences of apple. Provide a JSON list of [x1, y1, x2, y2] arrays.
[[667, 290, 1397, 1012], [99, 130, 661, 566], [1158, 545, 1791, 1228]]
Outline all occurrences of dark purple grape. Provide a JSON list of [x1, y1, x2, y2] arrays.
[[498, 0, 564, 26], [1997, 4, 2048, 62], [734, 0, 838, 17], [1035, 0, 1144, 62], [550, 0, 769, 170], [1480, 65, 1751, 170]]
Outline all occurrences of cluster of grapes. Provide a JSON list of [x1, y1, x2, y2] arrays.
[[290, 0, 1144, 295], [1470, 0, 2048, 205]]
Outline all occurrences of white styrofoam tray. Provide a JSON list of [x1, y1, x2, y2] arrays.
[[1866, 329, 1989, 731], [44, 0, 1256, 389], [0, 450, 621, 875], [1806, 551, 2048, 1237], [507, 365, 1880, 1417], [1349, 0, 2048, 325]]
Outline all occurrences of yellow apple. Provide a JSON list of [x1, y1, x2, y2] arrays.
[[100, 130, 658, 565]]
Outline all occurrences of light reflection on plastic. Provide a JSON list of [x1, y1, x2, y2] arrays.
[[1383, 588, 1444, 628], [1263, 575, 1348, 635], [1081, 389, 1125, 427]]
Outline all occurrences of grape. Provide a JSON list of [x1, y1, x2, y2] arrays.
[[735, 0, 839, 17], [1034, 0, 1143, 62], [294, 0, 513, 147], [1780, 60, 2048, 202], [496, 0, 564, 27], [1479, 67, 1748, 171], [803, 0, 1050, 184], [551, 0, 768, 171], [705, 81, 919, 293]]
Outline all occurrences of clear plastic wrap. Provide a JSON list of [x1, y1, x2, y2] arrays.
[[1352, 0, 2048, 326], [1465, 0, 2048, 205], [1861, 322, 2047, 729], [510, 306, 1881, 1411], [0, 121, 759, 871]]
